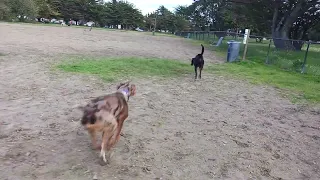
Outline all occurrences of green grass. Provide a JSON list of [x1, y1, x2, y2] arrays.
[[57, 56, 320, 103], [57, 57, 191, 82], [153, 32, 179, 38], [184, 35, 320, 103], [212, 61, 320, 103], [189, 33, 320, 75]]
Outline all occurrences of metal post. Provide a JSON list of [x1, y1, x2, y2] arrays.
[[301, 41, 310, 74], [235, 29, 238, 40], [242, 29, 251, 61], [265, 39, 272, 64], [153, 11, 158, 36]]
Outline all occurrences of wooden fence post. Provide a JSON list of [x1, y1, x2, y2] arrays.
[[242, 29, 251, 61]]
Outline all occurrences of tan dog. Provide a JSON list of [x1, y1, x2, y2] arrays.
[[78, 81, 136, 162]]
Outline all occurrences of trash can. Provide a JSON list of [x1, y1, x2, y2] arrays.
[[227, 40, 241, 62]]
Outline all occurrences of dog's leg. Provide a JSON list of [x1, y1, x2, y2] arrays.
[[101, 129, 117, 162], [194, 66, 198, 79], [88, 129, 100, 150], [105, 134, 115, 160], [109, 117, 125, 149], [86, 123, 103, 150], [100, 120, 118, 163], [199, 67, 203, 79], [100, 130, 109, 162]]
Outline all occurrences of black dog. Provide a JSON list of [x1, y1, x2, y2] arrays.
[[191, 44, 204, 79]]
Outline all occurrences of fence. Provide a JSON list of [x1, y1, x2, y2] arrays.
[[176, 31, 320, 76]]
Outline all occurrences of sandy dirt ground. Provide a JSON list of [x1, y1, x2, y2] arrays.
[[0, 23, 319, 180]]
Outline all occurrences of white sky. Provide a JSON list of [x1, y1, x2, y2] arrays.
[[125, 0, 194, 15]]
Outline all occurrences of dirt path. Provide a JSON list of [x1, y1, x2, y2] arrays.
[[0, 23, 319, 180]]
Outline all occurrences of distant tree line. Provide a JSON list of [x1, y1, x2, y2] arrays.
[[1, 0, 319, 50], [0, 0, 145, 29], [0, 0, 190, 32], [175, 0, 320, 50]]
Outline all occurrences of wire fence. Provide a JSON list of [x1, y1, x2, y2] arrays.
[[176, 31, 320, 76]]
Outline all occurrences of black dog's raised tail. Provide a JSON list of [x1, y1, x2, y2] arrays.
[[200, 44, 204, 55]]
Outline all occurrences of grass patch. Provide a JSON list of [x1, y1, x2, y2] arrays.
[[57, 55, 319, 103], [57, 55, 320, 103], [188, 34, 320, 75], [153, 32, 179, 38], [212, 61, 320, 103], [182, 36, 320, 103], [57, 57, 191, 82]]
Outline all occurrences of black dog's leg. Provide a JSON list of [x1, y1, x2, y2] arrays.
[[199, 67, 202, 79], [194, 66, 198, 79]]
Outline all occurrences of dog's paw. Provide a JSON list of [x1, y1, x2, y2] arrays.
[[108, 151, 114, 159], [100, 150, 107, 163], [98, 151, 113, 165], [93, 144, 101, 150]]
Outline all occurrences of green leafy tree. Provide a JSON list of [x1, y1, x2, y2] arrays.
[[0, 0, 11, 20], [9, 0, 38, 21], [227, 0, 320, 50], [308, 23, 320, 41], [33, 0, 60, 19]]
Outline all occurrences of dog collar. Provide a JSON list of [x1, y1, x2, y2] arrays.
[[121, 88, 130, 101], [121, 88, 129, 95]]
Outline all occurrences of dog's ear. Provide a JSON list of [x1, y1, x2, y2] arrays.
[[130, 84, 136, 96], [117, 81, 131, 89], [117, 83, 125, 90], [191, 58, 194, 65], [125, 81, 131, 87]]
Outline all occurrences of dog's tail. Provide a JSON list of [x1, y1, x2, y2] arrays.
[[200, 44, 204, 55]]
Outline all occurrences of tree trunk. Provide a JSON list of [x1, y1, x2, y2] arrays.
[[272, 30, 304, 51], [271, 1, 304, 51]]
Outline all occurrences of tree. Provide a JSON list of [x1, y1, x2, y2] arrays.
[[0, 0, 11, 20], [144, 13, 155, 31], [103, 0, 143, 29], [223, 0, 272, 36], [115, 1, 144, 29], [1, 0, 145, 29], [270, 0, 320, 50], [8, 0, 38, 21], [227, 0, 320, 50], [33, 0, 60, 19], [173, 15, 190, 32], [175, 0, 320, 50], [308, 23, 320, 41], [145, 6, 191, 33]]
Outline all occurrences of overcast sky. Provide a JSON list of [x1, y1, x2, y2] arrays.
[[125, 0, 194, 15]]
